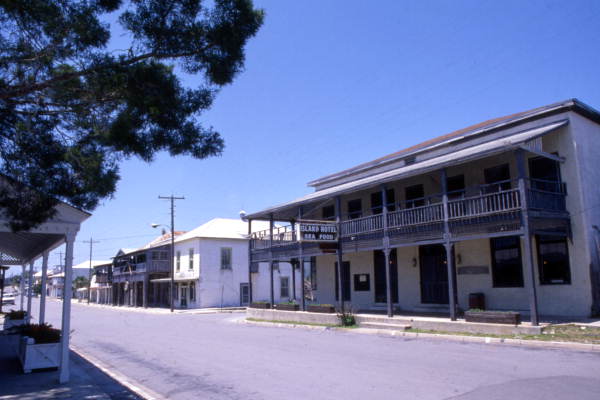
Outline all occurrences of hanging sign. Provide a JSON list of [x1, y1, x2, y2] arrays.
[[297, 222, 337, 242]]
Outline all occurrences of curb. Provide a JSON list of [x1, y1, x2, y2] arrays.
[[67, 300, 246, 315], [71, 345, 164, 400], [241, 319, 600, 352]]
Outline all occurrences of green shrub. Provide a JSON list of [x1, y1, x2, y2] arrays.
[[6, 310, 27, 320], [19, 323, 61, 344]]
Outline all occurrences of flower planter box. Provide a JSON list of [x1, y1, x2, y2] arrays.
[[3, 318, 26, 330], [18, 336, 60, 373], [249, 302, 271, 309], [306, 305, 336, 314], [465, 311, 521, 325], [275, 304, 299, 311]]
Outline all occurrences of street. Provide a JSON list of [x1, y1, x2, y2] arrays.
[[35, 299, 600, 400]]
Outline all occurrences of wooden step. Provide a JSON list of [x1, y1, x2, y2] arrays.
[[359, 322, 411, 331]]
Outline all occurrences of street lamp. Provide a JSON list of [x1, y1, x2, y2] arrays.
[[151, 222, 176, 313]]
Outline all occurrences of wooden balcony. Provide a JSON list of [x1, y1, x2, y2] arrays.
[[250, 181, 568, 261]]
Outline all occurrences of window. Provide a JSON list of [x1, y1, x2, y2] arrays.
[[537, 235, 571, 284], [490, 236, 524, 287], [190, 282, 195, 301], [188, 248, 194, 270], [322, 205, 335, 221], [354, 274, 370, 291], [347, 199, 362, 219], [152, 251, 160, 260], [160, 251, 169, 260], [176, 251, 181, 272], [174, 283, 179, 300], [280, 276, 289, 298], [370, 189, 396, 214], [483, 164, 511, 193], [405, 184, 425, 208], [529, 156, 563, 192], [220, 247, 232, 270], [446, 175, 465, 199]]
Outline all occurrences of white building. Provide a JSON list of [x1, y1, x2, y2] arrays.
[[169, 218, 301, 309], [247, 99, 600, 322], [47, 261, 105, 298]]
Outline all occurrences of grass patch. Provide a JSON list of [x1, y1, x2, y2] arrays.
[[406, 324, 600, 344], [246, 318, 339, 328]]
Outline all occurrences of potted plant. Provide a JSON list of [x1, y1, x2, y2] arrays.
[[249, 301, 271, 309], [17, 323, 61, 373], [307, 304, 336, 314], [464, 309, 521, 325], [275, 301, 299, 311], [3, 310, 28, 330]]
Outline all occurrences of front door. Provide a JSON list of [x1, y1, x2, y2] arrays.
[[240, 283, 250, 306], [373, 249, 398, 303], [180, 285, 188, 308], [419, 244, 449, 304]]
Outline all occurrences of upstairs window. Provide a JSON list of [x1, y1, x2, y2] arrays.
[[347, 199, 362, 219], [405, 184, 425, 208], [322, 205, 335, 221], [529, 156, 563, 192], [483, 164, 511, 193], [221, 247, 232, 270], [370, 189, 396, 214], [446, 175, 465, 199], [176, 251, 181, 272], [537, 235, 571, 285], [490, 236, 523, 288], [188, 249, 194, 270]]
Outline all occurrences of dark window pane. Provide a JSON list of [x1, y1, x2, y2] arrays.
[[447, 175, 465, 199], [483, 164, 511, 193], [537, 235, 571, 284], [347, 199, 362, 219], [370, 189, 396, 214], [322, 205, 335, 221], [490, 236, 524, 287], [405, 184, 425, 208], [529, 157, 562, 192]]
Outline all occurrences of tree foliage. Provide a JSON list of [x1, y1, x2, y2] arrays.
[[0, 0, 263, 230]]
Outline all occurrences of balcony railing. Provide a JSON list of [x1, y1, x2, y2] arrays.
[[250, 182, 567, 250]]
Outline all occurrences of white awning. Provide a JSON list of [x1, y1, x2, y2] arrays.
[[248, 119, 568, 220]]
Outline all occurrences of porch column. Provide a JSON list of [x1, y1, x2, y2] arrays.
[[26, 260, 34, 322], [382, 185, 393, 318], [59, 230, 77, 383], [516, 150, 540, 326], [290, 220, 297, 302], [247, 218, 253, 304], [143, 275, 148, 308], [298, 206, 306, 311], [441, 169, 458, 321], [335, 196, 344, 312], [20, 264, 25, 311], [269, 214, 275, 306]]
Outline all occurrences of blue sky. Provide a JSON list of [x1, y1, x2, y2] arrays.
[[8, 0, 600, 275]]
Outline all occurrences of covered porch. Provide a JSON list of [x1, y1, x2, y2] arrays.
[[0, 200, 89, 383]]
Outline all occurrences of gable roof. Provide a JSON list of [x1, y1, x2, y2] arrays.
[[307, 98, 600, 188], [175, 218, 270, 243]]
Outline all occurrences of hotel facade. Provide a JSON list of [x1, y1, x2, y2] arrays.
[[246, 99, 600, 324]]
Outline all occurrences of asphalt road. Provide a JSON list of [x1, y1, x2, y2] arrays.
[[32, 299, 600, 400]]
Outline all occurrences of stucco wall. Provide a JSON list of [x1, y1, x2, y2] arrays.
[[251, 261, 301, 304]]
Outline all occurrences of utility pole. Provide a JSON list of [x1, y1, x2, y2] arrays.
[[83, 238, 100, 304], [158, 195, 185, 313]]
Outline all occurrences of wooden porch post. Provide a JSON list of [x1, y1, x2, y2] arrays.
[[247, 218, 253, 305], [143, 274, 148, 308], [335, 196, 344, 312], [382, 185, 393, 318], [269, 214, 275, 306], [441, 169, 458, 321], [290, 219, 297, 302], [19, 264, 25, 310], [516, 149, 540, 326], [298, 206, 306, 311]]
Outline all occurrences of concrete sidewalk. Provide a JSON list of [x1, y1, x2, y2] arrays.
[[0, 334, 143, 400]]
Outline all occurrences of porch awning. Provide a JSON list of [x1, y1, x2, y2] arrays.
[[247, 119, 568, 220], [150, 277, 198, 283]]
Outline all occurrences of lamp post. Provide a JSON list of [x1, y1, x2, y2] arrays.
[[154, 194, 184, 313]]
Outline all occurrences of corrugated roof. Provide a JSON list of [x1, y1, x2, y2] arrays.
[[248, 120, 568, 219], [175, 218, 271, 243], [307, 98, 599, 188]]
